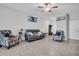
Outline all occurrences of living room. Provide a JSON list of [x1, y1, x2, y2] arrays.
[[0, 3, 79, 56]]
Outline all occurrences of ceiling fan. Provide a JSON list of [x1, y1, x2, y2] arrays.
[[38, 3, 58, 12]]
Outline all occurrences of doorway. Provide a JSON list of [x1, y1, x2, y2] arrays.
[[48, 25, 53, 35]]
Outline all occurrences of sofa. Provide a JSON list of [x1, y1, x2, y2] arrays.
[[25, 29, 45, 42]]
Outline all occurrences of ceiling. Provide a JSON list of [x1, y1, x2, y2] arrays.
[[1, 3, 79, 20]]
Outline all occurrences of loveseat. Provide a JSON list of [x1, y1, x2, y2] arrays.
[[25, 29, 45, 42]]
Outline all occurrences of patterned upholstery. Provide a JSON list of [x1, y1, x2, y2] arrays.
[[53, 30, 64, 42], [0, 31, 9, 47], [0, 30, 19, 48]]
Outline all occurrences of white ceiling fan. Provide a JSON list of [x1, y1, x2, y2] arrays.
[[38, 3, 58, 12]]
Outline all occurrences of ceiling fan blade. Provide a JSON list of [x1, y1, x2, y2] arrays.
[[52, 6, 58, 8], [38, 6, 44, 8]]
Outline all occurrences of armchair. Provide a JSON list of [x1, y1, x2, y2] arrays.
[[53, 30, 64, 42], [0, 30, 19, 49]]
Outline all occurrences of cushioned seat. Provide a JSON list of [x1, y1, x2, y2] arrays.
[[53, 30, 64, 42], [25, 29, 45, 42], [0, 30, 19, 49]]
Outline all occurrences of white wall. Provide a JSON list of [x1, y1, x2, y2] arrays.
[[0, 5, 49, 35], [69, 20, 79, 40], [39, 19, 49, 33]]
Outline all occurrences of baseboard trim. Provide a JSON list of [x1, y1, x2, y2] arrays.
[[69, 38, 79, 40]]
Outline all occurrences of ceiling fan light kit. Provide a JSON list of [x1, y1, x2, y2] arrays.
[[38, 3, 58, 12]]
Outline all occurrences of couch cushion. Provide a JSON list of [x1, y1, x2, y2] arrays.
[[37, 32, 42, 35], [28, 32, 33, 36]]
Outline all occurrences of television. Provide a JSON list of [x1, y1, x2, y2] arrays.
[[28, 16, 37, 22], [56, 16, 65, 21]]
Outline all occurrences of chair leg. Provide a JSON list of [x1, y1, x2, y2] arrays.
[[0, 45, 2, 47], [7, 47, 10, 49]]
